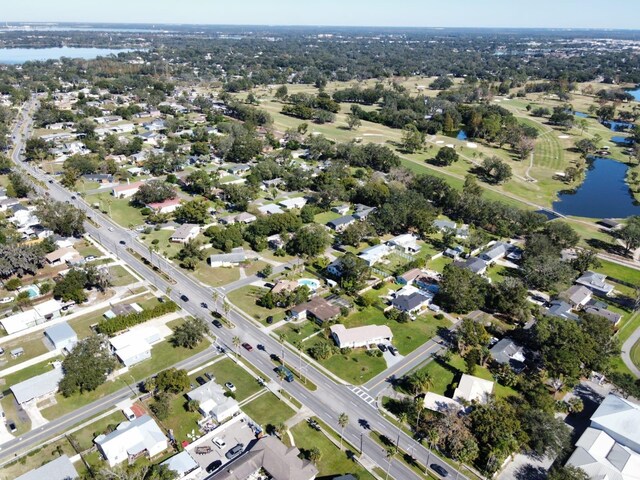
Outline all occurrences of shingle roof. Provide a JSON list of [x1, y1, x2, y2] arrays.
[[15, 454, 78, 480], [11, 366, 64, 404]]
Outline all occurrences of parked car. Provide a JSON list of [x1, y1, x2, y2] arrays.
[[212, 437, 226, 449], [225, 443, 244, 460], [224, 382, 236, 392], [196, 376, 207, 386], [7, 421, 16, 433], [242, 343, 253, 352], [431, 464, 449, 477], [212, 319, 223, 328], [266, 316, 274, 324], [378, 344, 388, 352], [388, 346, 398, 356], [0, 297, 13, 304], [84, 255, 96, 261], [206, 460, 222, 473]]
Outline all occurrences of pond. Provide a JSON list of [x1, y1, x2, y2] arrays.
[[0, 47, 134, 64], [603, 120, 634, 132], [456, 130, 468, 140], [553, 157, 640, 218], [573, 111, 589, 118], [627, 87, 640, 101], [611, 135, 633, 145]]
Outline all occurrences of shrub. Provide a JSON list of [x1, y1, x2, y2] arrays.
[[5, 278, 22, 291], [96, 300, 179, 335], [434, 313, 444, 320], [366, 349, 383, 358]]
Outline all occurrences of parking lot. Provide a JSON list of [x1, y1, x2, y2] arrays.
[[187, 414, 259, 474]]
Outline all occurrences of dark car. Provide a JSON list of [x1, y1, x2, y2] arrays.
[[48, 179, 53, 184], [257, 344, 265, 351], [119, 240, 126, 245], [270, 353, 281, 363], [388, 346, 398, 356], [206, 460, 222, 473], [180, 294, 189, 302], [212, 319, 223, 328], [196, 376, 207, 386], [200, 302, 208, 308], [431, 464, 449, 477], [242, 343, 253, 352], [7, 421, 16, 433], [70, 195, 76, 200], [225, 443, 244, 460], [378, 343, 388, 352], [266, 316, 274, 324]]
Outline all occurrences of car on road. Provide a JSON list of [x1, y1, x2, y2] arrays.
[[224, 382, 236, 392], [212, 319, 223, 328], [206, 460, 222, 473], [70, 195, 76, 200], [378, 343, 387, 352], [108, 227, 114, 232], [257, 344, 265, 351], [119, 240, 126, 245], [225, 443, 244, 460], [212, 437, 226, 449], [430, 464, 449, 477], [200, 302, 208, 308], [47, 179, 53, 184], [180, 294, 189, 302], [7, 421, 16, 433], [196, 376, 207, 386], [257, 377, 266, 386], [242, 343, 253, 352], [270, 353, 281, 363]]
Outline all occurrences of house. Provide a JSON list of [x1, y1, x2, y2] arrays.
[[109, 326, 163, 367], [353, 204, 376, 221], [490, 338, 526, 371], [444, 246, 465, 259], [358, 244, 391, 266], [186, 380, 240, 422], [290, 297, 341, 324], [546, 300, 580, 321], [453, 374, 494, 404], [561, 285, 593, 309], [11, 363, 64, 405], [15, 454, 79, 480], [576, 271, 615, 296], [44, 322, 77, 351], [332, 205, 350, 215], [258, 203, 284, 215], [479, 241, 512, 264], [104, 302, 143, 319], [387, 234, 421, 254], [208, 435, 318, 480], [433, 219, 457, 232], [396, 268, 422, 285], [567, 394, 640, 479], [392, 287, 433, 313], [267, 234, 285, 250], [147, 197, 182, 214], [423, 392, 462, 413], [209, 249, 247, 267], [112, 181, 144, 198], [453, 257, 488, 275], [584, 306, 623, 326], [0, 197, 19, 212], [82, 173, 114, 184], [270, 280, 299, 295], [45, 246, 82, 266], [227, 164, 251, 176], [171, 224, 200, 243], [327, 215, 355, 232], [95, 415, 168, 467], [161, 451, 201, 480], [330, 324, 393, 349], [279, 197, 307, 210], [0, 299, 64, 334]]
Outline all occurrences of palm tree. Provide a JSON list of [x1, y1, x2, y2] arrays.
[[414, 396, 425, 432], [308, 446, 321, 465], [293, 340, 305, 383], [385, 446, 397, 480], [223, 299, 231, 316], [232, 336, 241, 356], [338, 412, 349, 449], [212, 290, 219, 307], [278, 333, 287, 364]]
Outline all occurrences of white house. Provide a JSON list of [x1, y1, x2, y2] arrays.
[[576, 271, 615, 296], [330, 324, 393, 349], [109, 326, 164, 367], [209, 248, 246, 268], [358, 244, 390, 266], [258, 203, 284, 215], [95, 415, 168, 467], [170, 224, 200, 243], [11, 362, 64, 405], [186, 380, 240, 422], [112, 181, 145, 198], [44, 246, 82, 266], [147, 197, 182, 214], [453, 374, 494, 404], [0, 299, 65, 334], [387, 234, 421, 254], [279, 197, 307, 210]]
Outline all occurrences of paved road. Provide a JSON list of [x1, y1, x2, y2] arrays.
[[3, 98, 469, 480], [621, 313, 640, 377]]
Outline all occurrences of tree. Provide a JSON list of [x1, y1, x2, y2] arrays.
[[132, 180, 176, 206], [346, 111, 362, 130], [401, 124, 424, 153], [521, 408, 571, 458], [571, 248, 601, 273], [155, 368, 190, 393], [53, 268, 89, 303], [184, 169, 214, 195], [406, 370, 433, 395], [488, 277, 530, 322], [36, 200, 86, 237], [617, 216, 640, 255], [274, 85, 288, 100], [543, 221, 580, 249], [232, 336, 241, 356], [385, 446, 397, 480], [59, 335, 116, 396], [174, 199, 210, 224], [176, 239, 206, 270], [61, 167, 80, 189], [259, 265, 273, 278], [455, 318, 491, 355], [287, 224, 331, 258], [575, 138, 597, 157], [481, 156, 512, 184], [433, 146, 459, 166], [463, 173, 483, 197], [171, 318, 208, 349], [548, 465, 589, 480], [437, 264, 488, 313], [338, 412, 349, 449], [151, 392, 172, 420], [516, 136, 535, 160], [308, 447, 322, 465], [8, 172, 31, 198]]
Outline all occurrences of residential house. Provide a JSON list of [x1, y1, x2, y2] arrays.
[[433, 219, 457, 232], [270, 280, 299, 295], [186, 380, 240, 422], [208, 435, 318, 480], [358, 244, 391, 266], [444, 246, 465, 259], [147, 197, 182, 214], [112, 181, 144, 198], [327, 215, 355, 232], [290, 297, 341, 324], [584, 306, 623, 326], [170, 224, 200, 243], [423, 392, 462, 414], [44, 322, 77, 351], [0, 197, 19, 212], [82, 173, 114, 184], [567, 394, 640, 479], [279, 197, 307, 210], [453, 257, 488, 275], [561, 285, 593, 309], [45, 246, 82, 266], [490, 338, 526, 371], [258, 203, 284, 215], [109, 326, 164, 367], [353, 204, 376, 221], [0, 299, 64, 334], [330, 324, 393, 349], [209, 248, 247, 268], [396, 268, 422, 285], [95, 415, 168, 467], [392, 286, 433, 313], [232, 212, 257, 224], [267, 234, 285, 250], [576, 271, 615, 296], [15, 455, 79, 480], [227, 164, 251, 176], [599, 218, 622, 230], [453, 374, 494, 404], [161, 451, 201, 480], [11, 362, 64, 405], [546, 300, 580, 321], [332, 205, 350, 215], [479, 241, 512, 264], [387, 234, 421, 254]]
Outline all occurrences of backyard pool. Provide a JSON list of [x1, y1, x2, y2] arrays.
[[19, 285, 41, 298], [298, 278, 320, 291]]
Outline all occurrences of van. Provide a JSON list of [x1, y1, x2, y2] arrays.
[[275, 366, 294, 383], [122, 407, 136, 421]]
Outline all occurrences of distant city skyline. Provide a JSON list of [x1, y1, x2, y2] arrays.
[[3, 0, 640, 30]]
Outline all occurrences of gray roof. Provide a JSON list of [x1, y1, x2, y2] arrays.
[[392, 292, 429, 311], [44, 322, 77, 346], [161, 451, 199, 477], [546, 300, 579, 321], [454, 257, 487, 274], [562, 285, 592, 306], [576, 271, 614, 295], [584, 306, 623, 325], [480, 242, 511, 261], [327, 215, 355, 228], [11, 366, 64, 404], [209, 252, 246, 264], [433, 219, 456, 231], [15, 454, 78, 480], [171, 223, 199, 239], [490, 338, 526, 367]]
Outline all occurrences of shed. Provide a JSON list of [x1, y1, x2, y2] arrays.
[[44, 322, 78, 351]]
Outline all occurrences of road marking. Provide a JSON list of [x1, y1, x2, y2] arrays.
[[349, 387, 376, 408]]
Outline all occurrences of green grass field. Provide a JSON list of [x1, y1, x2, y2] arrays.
[[207, 358, 261, 401], [108, 265, 138, 287], [227, 285, 287, 324], [241, 392, 296, 428]]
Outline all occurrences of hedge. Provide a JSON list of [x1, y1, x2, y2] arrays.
[[96, 300, 179, 335]]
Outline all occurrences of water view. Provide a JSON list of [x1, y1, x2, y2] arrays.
[[627, 87, 640, 101], [553, 157, 640, 218], [0, 47, 134, 64]]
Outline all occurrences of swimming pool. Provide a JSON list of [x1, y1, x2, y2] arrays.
[[298, 278, 320, 291], [20, 285, 41, 299]]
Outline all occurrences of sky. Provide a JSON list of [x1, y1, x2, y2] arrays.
[[3, 0, 640, 30]]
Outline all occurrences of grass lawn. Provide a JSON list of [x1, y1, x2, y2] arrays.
[[630, 339, 640, 371], [208, 358, 261, 401], [0, 438, 75, 479], [1, 394, 31, 435], [314, 211, 342, 225], [0, 331, 50, 371], [275, 320, 322, 344], [155, 393, 202, 446], [428, 255, 451, 273], [1, 357, 63, 391], [595, 259, 640, 287], [618, 311, 640, 344], [227, 285, 286, 324], [108, 265, 138, 287], [192, 263, 240, 287], [139, 229, 183, 259], [290, 421, 375, 480], [75, 240, 102, 258], [71, 410, 125, 451], [86, 192, 145, 228], [242, 391, 296, 428]]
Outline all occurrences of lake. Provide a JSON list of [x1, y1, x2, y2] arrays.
[[553, 157, 640, 218], [627, 87, 640, 101], [0, 47, 134, 64]]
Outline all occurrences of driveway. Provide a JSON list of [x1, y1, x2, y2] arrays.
[[381, 344, 404, 368], [0, 405, 13, 444], [22, 400, 48, 429]]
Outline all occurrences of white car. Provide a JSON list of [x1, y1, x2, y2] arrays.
[[0, 297, 13, 304], [108, 227, 114, 232], [224, 382, 236, 392], [213, 437, 226, 449]]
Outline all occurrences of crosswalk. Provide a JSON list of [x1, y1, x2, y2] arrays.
[[350, 386, 377, 408]]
